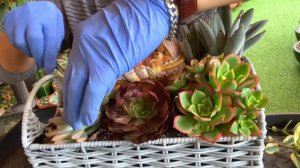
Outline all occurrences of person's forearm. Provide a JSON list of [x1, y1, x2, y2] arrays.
[[0, 33, 35, 73], [197, 0, 243, 12]]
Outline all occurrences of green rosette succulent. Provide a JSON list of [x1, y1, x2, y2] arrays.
[[103, 80, 174, 144], [173, 84, 236, 143], [229, 109, 261, 138], [237, 88, 268, 110], [208, 54, 259, 93], [168, 53, 267, 143]]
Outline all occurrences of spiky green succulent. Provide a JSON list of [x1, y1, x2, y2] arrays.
[[103, 80, 174, 144], [180, 6, 268, 61]]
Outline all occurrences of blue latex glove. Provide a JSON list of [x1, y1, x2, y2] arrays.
[[64, 0, 170, 129], [3, 1, 65, 73]]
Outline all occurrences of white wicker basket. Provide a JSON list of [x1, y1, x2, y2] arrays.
[[22, 57, 266, 168]]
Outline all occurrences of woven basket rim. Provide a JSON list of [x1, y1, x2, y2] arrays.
[[26, 132, 265, 150]]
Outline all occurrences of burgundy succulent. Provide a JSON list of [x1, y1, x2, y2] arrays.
[[103, 80, 174, 144]]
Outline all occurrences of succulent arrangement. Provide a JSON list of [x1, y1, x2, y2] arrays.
[[168, 54, 267, 142], [265, 121, 300, 168], [39, 6, 268, 145]]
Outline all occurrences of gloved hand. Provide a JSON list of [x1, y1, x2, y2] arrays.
[[64, 0, 170, 129], [3, 1, 65, 73]]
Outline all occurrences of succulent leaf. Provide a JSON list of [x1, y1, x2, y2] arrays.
[[180, 38, 194, 62], [265, 143, 280, 154], [173, 115, 195, 134], [282, 135, 295, 146], [291, 152, 300, 168], [214, 94, 222, 111], [191, 90, 206, 105], [223, 54, 241, 68], [244, 30, 266, 52], [180, 25, 190, 41], [239, 126, 251, 138], [237, 74, 259, 90], [230, 121, 239, 134], [217, 5, 232, 34], [294, 124, 300, 146], [233, 63, 250, 83], [249, 124, 261, 136], [217, 62, 230, 80], [246, 20, 268, 40], [166, 76, 187, 92], [217, 105, 236, 123], [240, 8, 254, 29], [229, 11, 242, 38], [224, 24, 246, 56], [214, 14, 225, 36], [209, 71, 221, 89], [201, 128, 222, 143], [198, 19, 217, 55], [220, 79, 237, 90], [216, 31, 226, 54], [189, 24, 201, 56], [179, 91, 193, 110]]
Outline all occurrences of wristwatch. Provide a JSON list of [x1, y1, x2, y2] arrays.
[[164, 0, 197, 39]]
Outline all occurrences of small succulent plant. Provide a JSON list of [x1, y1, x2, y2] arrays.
[[180, 6, 268, 62], [168, 54, 267, 143], [265, 121, 300, 168], [123, 40, 185, 85], [173, 84, 236, 142], [103, 80, 174, 144], [229, 109, 261, 138], [237, 88, 268, 110], [44, 108, 100, 144]]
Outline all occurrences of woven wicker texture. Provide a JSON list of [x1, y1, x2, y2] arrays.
[[25, 138, 264, 168], [21, 57, 266, 168]]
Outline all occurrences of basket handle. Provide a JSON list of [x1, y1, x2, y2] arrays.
[[22, 74, 54, 148]]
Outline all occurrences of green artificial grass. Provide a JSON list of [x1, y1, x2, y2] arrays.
[[232, 0, 300, 113]]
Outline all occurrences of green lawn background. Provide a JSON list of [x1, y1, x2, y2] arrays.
[[233, 0, 300, 113]]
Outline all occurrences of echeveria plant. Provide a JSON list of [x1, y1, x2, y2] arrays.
[[174, 86, 236, 142], [168, 54, 267, 143], [103, 80, 174, 144]]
